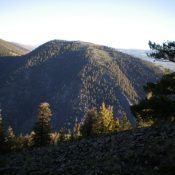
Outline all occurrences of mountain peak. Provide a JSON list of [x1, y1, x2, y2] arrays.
[[0, 40, 163, 133]]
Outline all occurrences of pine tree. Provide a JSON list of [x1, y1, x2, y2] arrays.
[[50, 132, 59, 145], [80, 108, 98, 137], [131, 40, 175, 124], [15, 134, 25, 152], [95, 103, 114, 135], [4, 126, 15, 152], [131, 77, 175, 123], [119, 112, 132, 131], [32, 102, 52, 147], [148, 41, 175, 62], [24, 131, 35, 149], [0, 110, 5, 153], [58, 128, 69, 142], [111, 118, 120, 132], [71, 118, 81, 140], [81, 104, 117, 137]]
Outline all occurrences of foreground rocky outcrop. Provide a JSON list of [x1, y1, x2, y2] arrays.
[[0, 123, 175, 175]]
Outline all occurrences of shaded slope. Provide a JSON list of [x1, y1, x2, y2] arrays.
[[0, 39, 29, 56], [0, 123, 174, 175], [0, 40, 162, 133]]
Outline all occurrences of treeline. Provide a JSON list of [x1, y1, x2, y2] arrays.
[[0, 102, 132, 154]]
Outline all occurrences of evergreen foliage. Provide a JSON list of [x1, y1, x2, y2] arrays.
[[148, 40, 175, 62], [4, 126, 15, 152], [14, 133, 34, 152], [80, 108, 98, 137], [50, 132, 59, 145], [131, 74, 175, 122], [94, 103, 114, 135], [71, 118, 81, 140], [119, 112, 132, 131], [132, 41, 175, 124], [81, 103, 132, 137], [0, 102, 133, 153], [15, 134, 26, 152], [58, 128, 70, 142], [32, 102, 52, 147]]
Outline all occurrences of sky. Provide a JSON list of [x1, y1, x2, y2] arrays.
[[0, 0, 175, 49]]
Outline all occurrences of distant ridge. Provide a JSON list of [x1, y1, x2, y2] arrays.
[[118, 48, 175, 71], [0, 38, 29, 56], [12, 42, 35, 51]]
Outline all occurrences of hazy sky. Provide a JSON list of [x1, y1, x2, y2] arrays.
[[0, 0, 175, 49]]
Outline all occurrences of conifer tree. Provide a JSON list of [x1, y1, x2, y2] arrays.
[[32, 102, 52, 147], [131, 75, 175, 123], [71, 118, 81, 140], [50, 132, 59, 145], [148, 41, 175, 62], [24, 131, 35, 148], [15, 134, 25, 152], [131, 40, 175, 123], [111, 118, 120, 132], [4, 126, 15, 152], [80, 108, 98, 137], [58, 128, 69, 142], [81, 104, 116, 137], [119, 112, 132, 131], [95, 103, 114, 135]]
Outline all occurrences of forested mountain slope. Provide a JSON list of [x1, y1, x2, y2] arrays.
[[0, 40, 162, 133]]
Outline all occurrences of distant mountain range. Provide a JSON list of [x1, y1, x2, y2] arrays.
[[11, 42, 35, 51], [118, 48, 175, 71], [118, 49, 151, 60], [0, 40, 163, 134], [0, 39, 30, 56]]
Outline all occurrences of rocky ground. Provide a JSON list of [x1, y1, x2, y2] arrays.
[[0, 123, 175, 175]]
